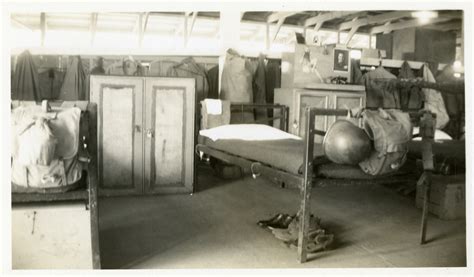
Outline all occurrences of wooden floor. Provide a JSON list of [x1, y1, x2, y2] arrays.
[[97, 164, 467, 269]]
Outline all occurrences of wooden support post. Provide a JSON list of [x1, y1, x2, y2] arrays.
[[297, 107, 315, 263], [138, 13, 144, 47], [40, 13, 46, 47], [184, 14, 188, 47], [90, 13, 98, 46], [265, 23, 270, 50], [218, 10, 241, 94]]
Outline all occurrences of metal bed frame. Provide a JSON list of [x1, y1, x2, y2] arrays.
[[11, 101, 101, 269], [197, 103, 436, 263]]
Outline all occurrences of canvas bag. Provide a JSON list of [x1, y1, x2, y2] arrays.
[[358, 109, 413, 176], [11, 104, 82, 190]]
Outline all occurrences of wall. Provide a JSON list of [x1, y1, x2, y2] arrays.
[[375, 28, 456, 64]]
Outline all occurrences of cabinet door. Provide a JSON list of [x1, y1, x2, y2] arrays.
[[144, 77, 195, 194], [90, 76, 144, 196], [332, 93, 366, 128], [296, 91, 330, 143]]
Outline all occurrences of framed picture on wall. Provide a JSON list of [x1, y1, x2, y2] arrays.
[[333, 48, 350, 72]]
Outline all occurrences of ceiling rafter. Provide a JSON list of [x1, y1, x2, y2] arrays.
[[266, 12, 298, 23], [303, 11, 359, 27], [339, 11, 412, 30], [370, 17, 451, 34]]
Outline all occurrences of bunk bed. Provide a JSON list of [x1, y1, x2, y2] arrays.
[[196, 103, 441, 263], [11, 101, 101, 269]]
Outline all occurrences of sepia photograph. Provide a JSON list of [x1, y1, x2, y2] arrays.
[[0, 0, 472, 275]]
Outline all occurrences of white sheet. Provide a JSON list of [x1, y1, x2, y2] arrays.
[[203, 99, 223, 115], [412, 127, 452, 141], [199, 124, 301, 142]]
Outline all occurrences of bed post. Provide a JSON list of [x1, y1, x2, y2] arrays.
[[87, 103, 102, 269], [297, 107, 315, 263], [419, 112, 435, 244]]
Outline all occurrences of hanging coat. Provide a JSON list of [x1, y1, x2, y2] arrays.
[[220, 49, 255, 123], [252, 54, 267, 121], [421, 64, 449, 129], [206, 65, 219, 99], [166, 57, 209, 103], [58, 56, 87, 100], [12, 50, 42, 101], [38, 68, 65, 100], [361, 66, 400, 109], [397, 61, 424, 110]]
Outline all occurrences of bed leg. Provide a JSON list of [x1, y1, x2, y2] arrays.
[[297, 179, 312, 263], [419, 112, 435, 245], [297, 108, 315, 263], [420, 171, 432, 244]]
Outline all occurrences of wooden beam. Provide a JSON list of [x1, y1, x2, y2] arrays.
[[11, 17, 33, 31], [345, 25, 359, 45], [267, 12, 298, 23], [142, 12, 150, 36], [371, 17, 451, 34], [313, 21, 323, 33], [90, 13, 98, 46], [423, 21, 461, 32], [272, 17, 285, 44], [40, 13, 46, 46], [304, 11, 358, 27], [188, 12, 198, 38], [339, 11, 412, 30]]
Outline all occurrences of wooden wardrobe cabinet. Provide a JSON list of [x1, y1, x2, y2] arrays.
[[90, 75, 195, 196], [275, 83, 366, 143]]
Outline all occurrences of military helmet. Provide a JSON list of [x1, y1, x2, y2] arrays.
[[323, 120, 373, 165]]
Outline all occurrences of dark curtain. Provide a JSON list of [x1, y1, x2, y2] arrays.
[[12, 50, 41, 101], [58, 56, 87, 100]]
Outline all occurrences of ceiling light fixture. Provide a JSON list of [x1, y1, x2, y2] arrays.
[[412, 11, 438, 24]]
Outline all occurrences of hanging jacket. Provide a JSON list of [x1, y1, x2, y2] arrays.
[[397, 61, 424, 110], [421, 64, 449, 129], [38, 68, 65, 100], [351, 59, 363, 85], [12, 50, 42, 101], [361, 66, 400, 109], [220, 49, 255, 123], [220, 49, 253, 103], [252, 54, 268, 121], [436, 65, 464, 138], [206, 65, 219, 99], [58, 56, 87, 101], [166, 57, 209, 103]]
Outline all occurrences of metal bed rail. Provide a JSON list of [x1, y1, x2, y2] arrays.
[[230, 102, 289, 132], [298, 107, 436, 262]]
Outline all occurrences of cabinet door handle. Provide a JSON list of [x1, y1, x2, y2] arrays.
[[135, 125, 142, 133], [146, 129, 154, 138]]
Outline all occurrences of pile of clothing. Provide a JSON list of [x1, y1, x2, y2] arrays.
[[257, 213, 334, 253]]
